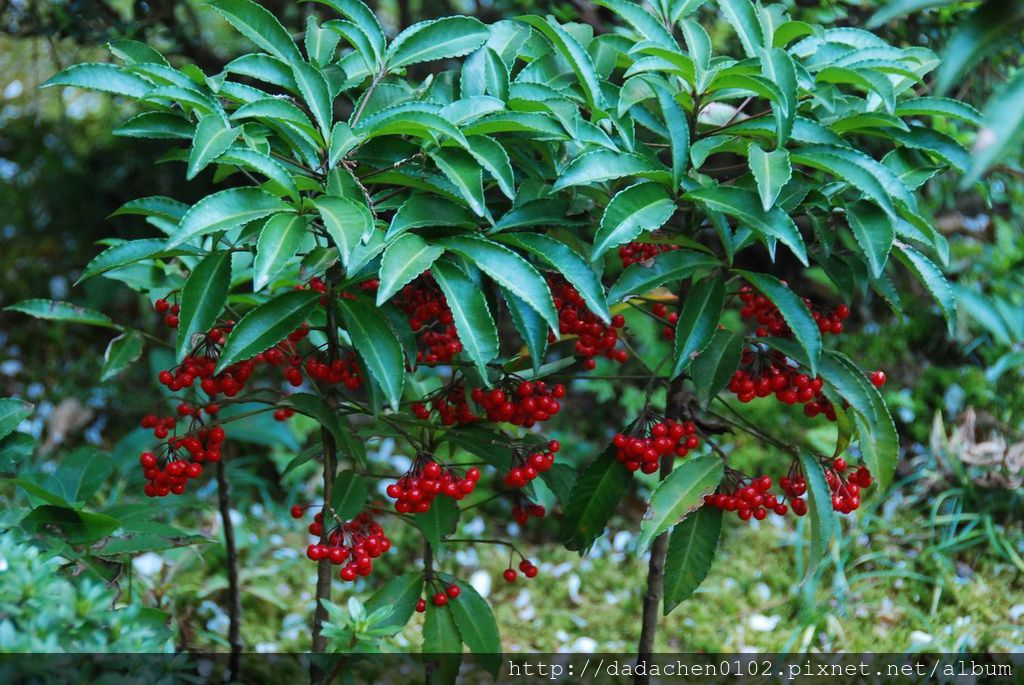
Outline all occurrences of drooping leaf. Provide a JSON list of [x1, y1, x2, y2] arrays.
[[553, 150, 669, 190], [376, 234, 444, 304], [100, 331, 145, 381], [313, 196, 373, 267], [734, 270, 821, 374], [5, 300, 116, 329], [208, 0, 302, 64], [41, 63, 153, 99], [798, 450, 836, 576], [892, 242, 956, 333], [336, 297, 406, 410], [845, 201, 894, 279], [385, 16, 490, 70], [292, 60, 334, 137], [663, 506, 722, 614], [444, 573, 502, 676], [593, 182, 676, 260], [430, 259, 499, 378], [608, 249, 720, 303], [747, 143, 792, 211], [671, 273, 725, 378], [170, 188, 294, 248], [636, 454, 724, 550], [716, 0, 765, 58], [691, 329, 744, 408], [561, 445, 631, 551], [217, 290, 320, 371], [330, 470, 369, 519], [686, 186, 807, 265], [428, 148, 486, 217], [517, 16, 606, 111], [176, 251, 232, 362], [254, 214, 307, 291]]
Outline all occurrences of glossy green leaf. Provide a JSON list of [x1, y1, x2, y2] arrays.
[[671, 273, 725, 378], [5, 300, 116, 329], [176, 252, 232, 362], [691, 329, 744, 408], [385, 16, 490, 70], [217, 148, 300, 202], [502, 288, 548, 374], [428, 148, 486, 217], [114, 112, 193, 139], [845, 201, 894, 279], [464, 135, 515, 199], [336, 297, 405, 410], [518, 16, 605, 111], [414, 497, 459, 550], [686, 186, 807, 265], [365, 572, 423, 634], [187, 116, 239, 180], [77, 239, 173, 283], [446, 576, 502, 676], [330, 470, 369, 519], [934, 1, 1024, 96], [305, 15, 341, 65], [895, 96, 983, 126], [892, 242, 956, 333], [798, 450, 836, 575], [439, 236, 559, 332], [561, 445, 632, 551], [217, 290, 320, 372], [637, 455, 724, 550], [748, 143, 792, 211], [99, 331, 144, 381], [306, 0, 385, 65], [608, 249, 719, 303], [593, 182, 676, 260], [377, 234, 444, 304], [716, 0, 765, 58], [430, 259, 499, 377], [663, 506, 722, 615], [254, 214, 306, 291], [387, 195, 477, 241], [208, 0, 302, 64], [423, 603, 461, 682], [658, 89, 690, 189], [0, 398, 33, 442], [170, 188, 294, 248], [759, 47, 797, 145], [553, 150, 668, 190], [735, 270, 821, 374], [41, 63, 152, 99], [292, 60, 333, 137], [964, 67, 1024, 186], [314, 196, 373, 267]]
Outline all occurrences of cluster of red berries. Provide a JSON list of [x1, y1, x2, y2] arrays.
[[471, 379, 565, 427], [412, 383, 477, 426], [154, 297, 180, 328], [728, 348, 837, 420], [393, 274, 463, 365], [301, 510, 392, 582], [138, 418, 225, 497], [618, 241, 679, 268], [511, 503, 546, 525], [385, 456, 480, 513], [303, 353, 362, 390], [503, 559, 539, 582], [651, 301, 680, 341], [415, 582, 462, 611], [549, 275, 628, 369], [705, 475, 795, 521], [503, 440, 560, 488], [738, 285, 850, 337], [824, 458, 873, 513], [612, 418, 701, 473]]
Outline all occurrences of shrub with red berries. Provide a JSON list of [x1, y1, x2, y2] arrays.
[[386, 456, 480, 513], [613, 417, 701, 474]]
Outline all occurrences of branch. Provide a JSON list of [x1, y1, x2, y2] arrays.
[[215, 455, 243, 680]]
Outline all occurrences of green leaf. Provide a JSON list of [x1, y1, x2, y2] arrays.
[[608, 249, 719, 303], [892, 242, 956, 333], [663, 506, 722, 615], [365, 572, 423, 634], [716, 0, 765, 58], [428, 148, 486, 217], [691, 329, 744, 409], [759, 47, 798, 146], [254, 214, 307, 291], [445, 575, 502, 676], [964, 67, 1024, 186], [595, 0, 675, 49], [934, 1, 1024, 96], [430, 259, 499, 378], [895, 96, 983, 126], [282, 393, 367, 467], [217, 290, 320, 371], [208, 0, 302, 64], [328, 121, 357, 168], [735, 270, 821, 375], [593, 182, 676, 260], [386, 195, 477, 241], [553, 149, 668, 190], [517, 16, 605, 111], [385, 16, 490, 70], [336, 297, 406, 411], [306, 0, 385, 66], [176, 252, 232, 362], [561, 445, 631, 551], [376, 234, 444, 304], [41, 63, 152, 98], [868, 0, 955, 28], [686, 186, 807, 266], [439, 236, 559, 333], [114, 112, 193, 139], [216, 148, 301, 203], [747, 144, 792, 211], [671, 273, 725, 378], [499, 234, 610, 323], [464, 135, 515, 200], [637, 455, 723, 551], [658, 89, 690, 189], [798, 450, 835, 575], [305, 16, 341, 65], [100, 332, 144, 382], [187, 116, 239, 180], [845, 201, 894, 279], [20, 506, 119, 545], [313, 196, 373, 267], [0, 398, 33, 442], [5, 299, 116, 328], [113, 196, 189, 223], [423, 604, 462, 680], [77, 239, 173, 283], [170, 188, 294, 248], [292, 60, 333, 137], [330, 470, 369, 519], [502, 288, 548, 374], [414, 496, 459, 550], [789, 145, 910, 219]]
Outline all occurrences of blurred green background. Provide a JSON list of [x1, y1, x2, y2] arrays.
[[0, 0, 1021, 655]]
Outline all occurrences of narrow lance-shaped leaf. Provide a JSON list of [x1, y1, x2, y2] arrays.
[[428, 148, 486, 217], [671, 273, 725, 378], [430, 259, 500, 378], [254, 214, 307, 291], [177, 251, 232, 362], [963, 67, 1024, 186], [41, 63, 153, 99], [170, 188, 294, 248], [376, 233, 444, 304], [502, 288, 548, 375], [892, 242, 956, 334], [716, 0, 765, 58], [561, 445, 632, 551], [734, 270, 821, 375], [663, 506, 722, 615], [305, 0, 385, 66], [101, 331, 145, 381], [5, 300, 116, 329], [593, 182, 676, 260], [553, 150, 669, 191], [798, 450, 836, 576], [637, 455, 724, 550], [208, 0, 302, 64], [691, 329, 744, 409], [748, 143, 792, 211], [187, 116, 239, 180], [608, 249, 720, 304], [385, 16, 490, 70], [292, 60, 333, 138], [331, 470, 369, 519], [217, 290, 320, 372], [336, 297, 405, 411], [759, 47, 797, 146], [517, 16, 606, 112], [314, 196, 373, 267], [845, 201, 894, 279], [443, 572, 502, 677], [658, 89, 690, 190]]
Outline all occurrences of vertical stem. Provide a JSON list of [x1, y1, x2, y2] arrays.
[[423, 540, 435, 685], [312, 275, 343, 655], [635, 375, 686, 684], [215, 457, 242, 680]]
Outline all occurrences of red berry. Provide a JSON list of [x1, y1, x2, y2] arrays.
[[869, 370, 887, 387], [446, 584, 461, 599], [290, 505, 304, 519], [502, 569, 517, 583], [432, 592, 448, 607], [415, 599, 427, 613]]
